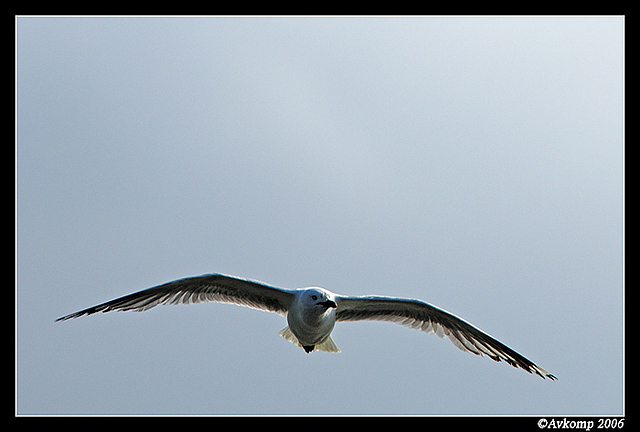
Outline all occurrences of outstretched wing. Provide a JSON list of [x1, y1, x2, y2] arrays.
[[56, 274, 295, 321], [336, 295, 556, 380]]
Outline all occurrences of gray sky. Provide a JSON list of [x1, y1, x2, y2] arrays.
[[16, 16, 624, 415]]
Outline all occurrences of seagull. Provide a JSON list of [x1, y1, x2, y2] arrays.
[[56, 273, 556, 380]]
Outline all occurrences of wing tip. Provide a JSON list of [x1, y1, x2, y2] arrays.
[[537, 368, 558, 381], [519, 363, 557, 380], [55, 312, 83, 322], [55, 313, 87, 322]]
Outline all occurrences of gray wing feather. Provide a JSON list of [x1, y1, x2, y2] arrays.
[[56, 274, 295, 321], [335, 295, 556, 380]]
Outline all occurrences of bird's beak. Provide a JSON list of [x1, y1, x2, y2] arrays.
[[320, 300, 337, 309]]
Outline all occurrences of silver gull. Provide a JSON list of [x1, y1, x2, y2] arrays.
[[56, 273, 556, 380]]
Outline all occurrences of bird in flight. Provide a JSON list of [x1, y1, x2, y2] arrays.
[[57, 273, 556, 380]]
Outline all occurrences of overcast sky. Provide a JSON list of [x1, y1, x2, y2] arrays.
[[17, 16, 623, 415]]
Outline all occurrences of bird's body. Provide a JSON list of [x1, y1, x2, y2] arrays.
[[56, 273, 556, 380], [283, 288, 338, 352]]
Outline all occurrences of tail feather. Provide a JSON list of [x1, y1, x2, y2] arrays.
[[315, 334, 341, 353], [278, 326, 299, 346]]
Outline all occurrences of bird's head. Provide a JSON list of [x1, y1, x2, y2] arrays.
[[301, 288, 338, 311]]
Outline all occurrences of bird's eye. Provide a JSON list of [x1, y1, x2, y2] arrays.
[[311, 295, 317, 301]]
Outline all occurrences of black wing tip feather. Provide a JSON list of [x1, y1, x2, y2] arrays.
[[453, 326, 557, 380], [465, 331, 557, 380], [523, 364, 557, 381], [56, 313, 76, 322], [487, 353, 557, 380], [56, 309, 96, 322], [56, 304, 116, 322]]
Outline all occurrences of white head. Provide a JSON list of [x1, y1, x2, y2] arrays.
[[299, 287, 338, 311]]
